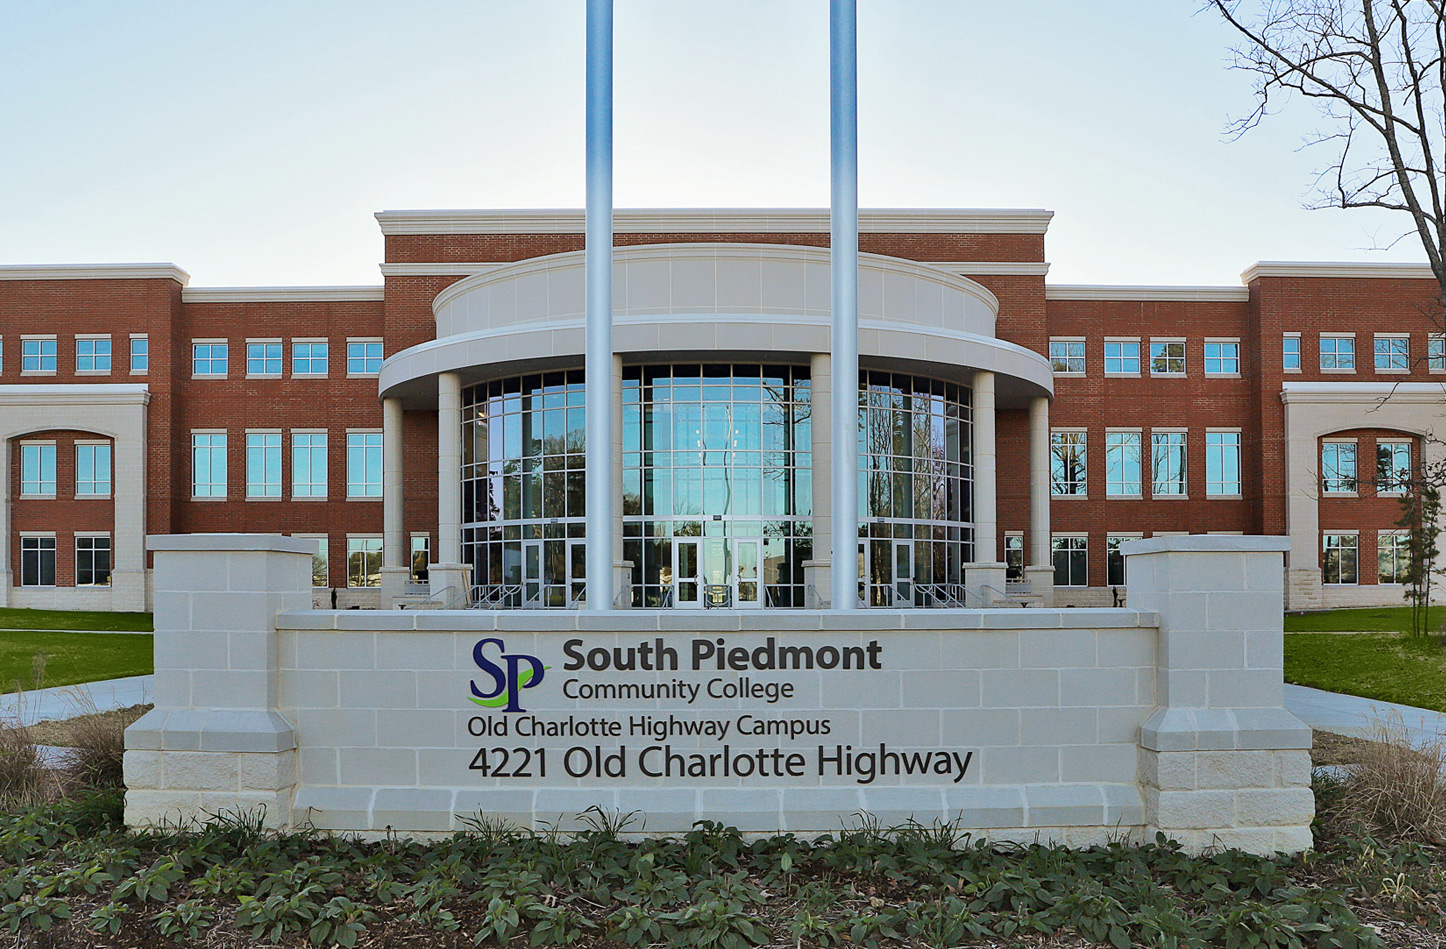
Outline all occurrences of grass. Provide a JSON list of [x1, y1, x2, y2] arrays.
[[0, 607, 151, 632], [0, 631, 152, 695], [1285, 604, 1446, 634], [1285, 632, 1446, 712]]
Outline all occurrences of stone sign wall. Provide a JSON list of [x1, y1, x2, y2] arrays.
[[125, 535, 1313, 854]]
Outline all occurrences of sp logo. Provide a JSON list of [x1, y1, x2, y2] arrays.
[[470, 638, 547, 713]]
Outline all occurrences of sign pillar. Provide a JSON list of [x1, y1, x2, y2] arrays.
[[584, 0, 615, 610], [829, 0, 860, 611]]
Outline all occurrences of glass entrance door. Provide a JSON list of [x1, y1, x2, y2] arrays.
[[893, 539, 914, 607], [702, 538, 731, 607], [734, 539, 761, 608], [568, 539, 586, 607], [522, 540, 543, 606], [674, 539, 702, 609]]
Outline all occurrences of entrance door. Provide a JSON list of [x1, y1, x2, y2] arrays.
[[734, 539, 761, 609], [702, 537, 731, 607], [568, 539, 586, 607], [522, 540, 543, 606], [892, 539, 914, 607], [674, 539, 702, 609]]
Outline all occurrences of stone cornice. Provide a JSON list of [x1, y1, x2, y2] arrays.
[[0, 384, 151, 406], [1046, 285, 1250, 302], [0, 264, 190, 285], [375, 208, 1054, 236], [182, 287, 384, 303], [1242, 261, 1436, 282], [1280, 380, 1446, 403]]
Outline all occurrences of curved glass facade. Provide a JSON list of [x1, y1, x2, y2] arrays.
[[460, 365, 972, 608]]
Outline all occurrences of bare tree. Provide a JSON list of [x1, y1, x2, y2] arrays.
[[1208, 0, 1446, 300]]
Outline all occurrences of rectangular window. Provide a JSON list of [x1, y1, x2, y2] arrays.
[[130, 335, 149, 374], [246, 340, 283, 377], [346, 432, 383, 497], [294, 535, 329, 588], [1151, 431, 1187, 496], [1378, 531, 1411, 584], [21, 337, 57, 373], [411, 535, 431, 583], [1283, 333, 1301, 372], [292, 340, 329, 376], [246, 432, 283, 497], [1373, 334, 1409, 372], [1323, 533, 1358, 585], [292, 432, 328, 498], [1104, 339, 1141, 375], [75, 443, 112, 496], [1320, 335, 1355, 370], [192, 432, 227, 498], [1004, 534, 1024, 580], [20, 443, 56, 496], [1321, 441, 1358, 494], [192, 341, 228, 376], [1203, 340, 1240, 375], [1105, 431, 1142, 497], [1430, 334, 1445, 372], [75, 337, 112, 373], [1106, 535, 1139, 587], [1052, 535, 1088, 587], [75, 536, 112, 587], [1205, 430, 1241, 497], [1050, 430, 1087, 496], [347, 537, 382, 588], [1149, 339, 1185, 375], [347, 339, 384, 375], [20, 536, 56, 587], [1048, 339, 1085, 374], [1377, 440, 1411, 494]]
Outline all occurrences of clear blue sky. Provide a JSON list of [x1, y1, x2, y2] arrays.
[[0, 1, 1428, 287]]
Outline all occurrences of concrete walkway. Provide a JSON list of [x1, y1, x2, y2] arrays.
[[1285, 683, 1446, 748], [0, 675, 153, 727]]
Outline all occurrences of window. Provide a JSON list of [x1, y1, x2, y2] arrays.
[[1203, 340, 1240, 375], [1004, 534, 1024, 580], [130, 335, 149, 374], [347, 340, 383, 375], [411, 535, 431, 583], [1322, 533, 1358, 585], [1105, 431, 1142, 497], [1283, 333, 1301, 372], [293, 340, 329, 376], [1205, 431, 1241, 497], [1149, 339, 1185, 375], [292, 432, 328, 498], [1050, 431, 1087, 496], [295, 535, 329, 588], [192, 341, 228, 376], [1378, 531, 1410, 584], [1321, 441, 1357, 494], [1374, 334, 1409, 372], [1052, 535, 1087, 586], [347, 537, 382, 587], [192, 432, 227, 498], [21, 337, 57, 373], [246, 432, 282, 497], [1430, 334, 1445, 372], [1320, 335, 1355, 370], [20, 536, 55, 587], [75, 337, 111, 373], [1106, 535, 1140, 586], [1104, 339, 1141, 375], [20, 443, 56, 496], [346, 432, 383, 497], [75, 443, 112, 496], [1151, 431, 1187, 496], [246, 340, 282, 377], [75, 536, 111, 587], [1377, 440, 1411, 494], [1048, 339, 1085, 374]]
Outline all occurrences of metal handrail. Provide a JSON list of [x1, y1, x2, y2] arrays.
[[978, 583, 1028, 608], [401, 585, 457, 610]]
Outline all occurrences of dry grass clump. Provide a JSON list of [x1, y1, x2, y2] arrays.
[[1340, 712, 1446, 842], [59, 693, 132, 789]]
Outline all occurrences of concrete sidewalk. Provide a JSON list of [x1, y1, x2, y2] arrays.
[[1285, 683, 1446, 748], [0, 675, 153, 727]]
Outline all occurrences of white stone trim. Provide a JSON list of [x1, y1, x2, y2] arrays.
[[375, 207, 1055, 235], [932, 261, 1051, 276], [1046, 285, 1250, 302], [1242, 261, 1435, 282], [183, 286, 383, 302], [0, 263, 189, 284], [380, 262, 508, 277]]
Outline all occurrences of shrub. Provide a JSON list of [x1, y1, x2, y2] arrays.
[[1340, 712, 1446, 841], [61, 692, 128, 790]]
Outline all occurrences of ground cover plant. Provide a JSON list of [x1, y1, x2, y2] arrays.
[[0, 609, 152, 634], [1285, 633, 1446, 713], [0, 633, 153, 695]]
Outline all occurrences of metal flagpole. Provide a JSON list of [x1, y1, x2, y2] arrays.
[[830, 0, 859, 611], [585, 0, 615, 610]]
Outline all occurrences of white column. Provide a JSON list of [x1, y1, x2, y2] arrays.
[[432, 372, 467, 599], [109, 396, 150, 611], [964, 371, 1007, 602], [829, 0, 859, 611], [0, 438, 9, 607], [1025, 395, 1054, 607], [584, 0, 615, 610], [379, 398, 409, 605], [805, 352, 833, 606]]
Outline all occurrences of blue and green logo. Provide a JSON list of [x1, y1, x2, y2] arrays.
[[470, 638, 547, 713]]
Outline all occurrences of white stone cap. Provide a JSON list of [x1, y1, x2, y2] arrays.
[[1121, 536, 1290, 556], [0, 263, 190, 284], [147, 533, 318, 555]]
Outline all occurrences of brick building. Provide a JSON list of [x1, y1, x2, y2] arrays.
[[1, 208, 1440, 612]]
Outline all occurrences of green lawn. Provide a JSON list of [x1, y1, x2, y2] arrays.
[[1283, 604, 1446, 634], [1284, 631, 1446, 712], [0, 631, 153, 695], [0, 607, 151, 633]]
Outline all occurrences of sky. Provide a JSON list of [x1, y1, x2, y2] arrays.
[[0, 1, 1431, 288]]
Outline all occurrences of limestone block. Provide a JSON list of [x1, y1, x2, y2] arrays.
[[1196, 751, 1277, 790], [980, 746, 1059, 784], [780, 788, 864, 832], [294, 786, 374, 830], [1060, 743, 1138, 784], [372, 788, 454, 832], [239, 751, 297, 791], [339, 748, 417, 787], [1147, 788, 1236, 829], [1139, 751, 1196, 792], [534, 788, 620, 830], [452, 789, 540, 830], [124, 709, 169, 751], [198, 710, 297, 753], [123, 750, 161, 789], [339, 670, 419, 710], [939, 632, 1020, 669], [942, 785, 1026, 828], [941, 708, 1020, 747], [980, 670, 1059, 709], [859, 787, 948, 827], [376, 710, 458, 749], [299, 748, 339, 785], [898, 670, 981, 709], [1059, 668, 1138, 707], [860, 710, 940, 745], [1234, 787, 1315, 827], [1100, 784, 1145, 826], [1275, 750, 1312, 787], [1019, 629, 1096, 668], [160, 752, 240, 792], [1021, 708, 1099, 747], [696, 789, 782, 833]]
